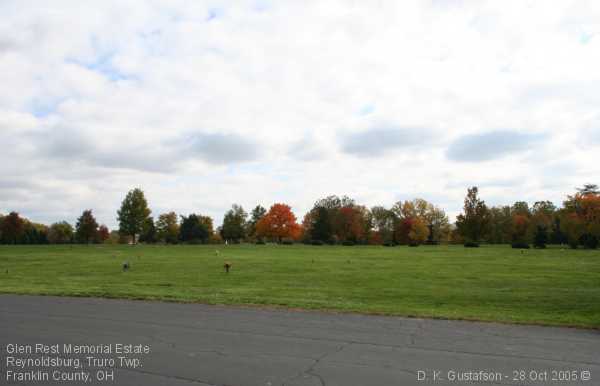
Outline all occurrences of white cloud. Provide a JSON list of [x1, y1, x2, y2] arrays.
[[1, 0, 599, 227]]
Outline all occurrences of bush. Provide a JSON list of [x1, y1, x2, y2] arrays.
[[341, 240, 355, 246], [511, 243, 530, 249], [311, 240, 325, 246], [424, 240, 439, 245], [255, 240, 266, 245], [281, 238, 294, 245], [408, 242, 419, 247], [534, 244, 546, 249], [382, 242, 395, 247], [464, 242, 479, 248]]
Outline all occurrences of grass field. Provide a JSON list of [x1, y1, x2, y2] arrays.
[[0, 244, 598, 328]]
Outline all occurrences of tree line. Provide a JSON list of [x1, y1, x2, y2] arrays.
[[0, 185, 598, 249]]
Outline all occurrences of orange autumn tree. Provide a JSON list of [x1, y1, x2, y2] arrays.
[[255, 203, 301, 242], [562, 186, 600, 248]]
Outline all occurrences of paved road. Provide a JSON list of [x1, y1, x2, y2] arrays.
[[1, 295, 598, 386]]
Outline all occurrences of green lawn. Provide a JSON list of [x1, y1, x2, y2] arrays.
[[0, 244, 598, 328]]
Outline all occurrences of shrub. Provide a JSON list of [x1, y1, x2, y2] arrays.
[[255, 240, 266, 245], [382, 242, 395, 247], [408, 242, 419, 247], [342, 240, 355, 246], [311, 240, 325, 246], [511, 243, 530, 249], [281, 238, 294, 245], [464, 242, 479, 248]]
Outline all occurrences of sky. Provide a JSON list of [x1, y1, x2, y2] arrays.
[[1, 0, 599, 229]]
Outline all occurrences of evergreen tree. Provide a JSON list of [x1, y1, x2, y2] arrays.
[[311, 206, 332, 242], [76, 210, 99, 244], [179, 214, 209, 243], [533, 225, 548, 248]]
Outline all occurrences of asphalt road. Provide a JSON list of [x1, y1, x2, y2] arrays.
[[1, 295, 598, 386]]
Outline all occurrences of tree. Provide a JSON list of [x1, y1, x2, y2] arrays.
[[199, 215, 214, 238], [561, 188, 600, 249], [424, 205, 450, 244], [532, 201, 556, 218], [22, 221, 48, 244], [511, 201, 531, 217], [247, 205, 267, 238], [179, 214, 209, 243], [487, 206, 512, 244], [390, 199, 448, 245], [337, 206, 366, 243], [455, 187, 490, 245], [577, 184, 599, 196], [117, 188, 151, 244], [407, 216, 428, 245], [139, 217, 157, 243], [255, 203, 300, 242], [156, 212, 179, 244], [579, 193, 600, 248], [0, 212, 25, 244], [221, 204, 247, 243], [511, 214, 531, 245], [533, 225, 548, 248], [97, 225, 110, 243], [48, 221, 74, 244], [371, 206, 396, 244], [560, 212, 585, 249], [550, 216, 567, 245], [75, 210, 99, 244], [303, 206, 332, 243]]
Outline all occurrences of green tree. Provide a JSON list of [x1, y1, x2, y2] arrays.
[[371, 206, 396, 244], [117, 188, 151, 244], [456, 187, 490, 245], [310, 206, 332, 242], [139, 217, 157, 243], [247, 205, 267, 238], [48, 221, 74, 244], [221, 204, 247, 243], [487, 206, 512, 243], [533, 225, 548, 248], [179, 214, 209, 243], [511, 201, 531, 217], [75, 210, 99, 244], [156, 212, 179, 244]]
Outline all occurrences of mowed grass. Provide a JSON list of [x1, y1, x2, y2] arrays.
[[0, 244, 599, 328]]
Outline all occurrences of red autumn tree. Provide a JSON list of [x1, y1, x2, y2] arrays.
[[96, 225, 110, 243], [511, 214, 531, 244], [0, 212, 25, 244], [255, 203, 301, 242], [337, 206, 365, 242]]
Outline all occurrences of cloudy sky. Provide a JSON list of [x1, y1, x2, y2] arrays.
[[1, 0, 599, 228]]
